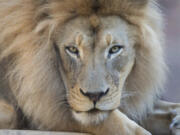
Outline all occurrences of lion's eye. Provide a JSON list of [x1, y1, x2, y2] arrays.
[[66, 46, 79, 55], [109, 45, 124, 55]]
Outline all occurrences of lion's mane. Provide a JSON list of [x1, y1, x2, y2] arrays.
[[0, 0, 166, 129]]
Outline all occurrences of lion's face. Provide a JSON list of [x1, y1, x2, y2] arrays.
[[54, 16, 136, 124], [0, 0, 166, 130]]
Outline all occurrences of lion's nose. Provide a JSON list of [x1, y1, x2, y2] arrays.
[[80, 88, 109, 104]]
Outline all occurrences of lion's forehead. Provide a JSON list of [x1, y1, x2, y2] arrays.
[[58, 16, 135, 49]]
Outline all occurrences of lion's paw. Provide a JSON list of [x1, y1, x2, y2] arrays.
[[170, 115, 180, 135]]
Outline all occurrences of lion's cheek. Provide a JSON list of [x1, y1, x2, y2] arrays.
[[67, 95, 94, 112]]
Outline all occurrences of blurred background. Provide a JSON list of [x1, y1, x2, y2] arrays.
[[159, 0, 180, 102]]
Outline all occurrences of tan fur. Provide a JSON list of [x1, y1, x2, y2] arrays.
[[0, 0, 168, 134]]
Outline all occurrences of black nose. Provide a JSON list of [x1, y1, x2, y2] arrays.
[[80, 88, 109, 104]]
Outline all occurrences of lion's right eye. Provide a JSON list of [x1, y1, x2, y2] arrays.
[[109, 45, 124, 55], [65, 46, 79, 56]]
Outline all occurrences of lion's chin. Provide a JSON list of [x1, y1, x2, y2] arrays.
[[72, 109, 109, 125]]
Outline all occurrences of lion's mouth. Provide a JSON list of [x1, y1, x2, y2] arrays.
[[88, 108, 101, 113], [75, 108, 110, 114], [72, 108, 110, 125]]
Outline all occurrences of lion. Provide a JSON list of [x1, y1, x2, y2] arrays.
[[0, 0, 180, 135]]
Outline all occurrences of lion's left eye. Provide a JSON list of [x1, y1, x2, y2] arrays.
[[66, 46, 79, 55], [109, 45, 124, 54]]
